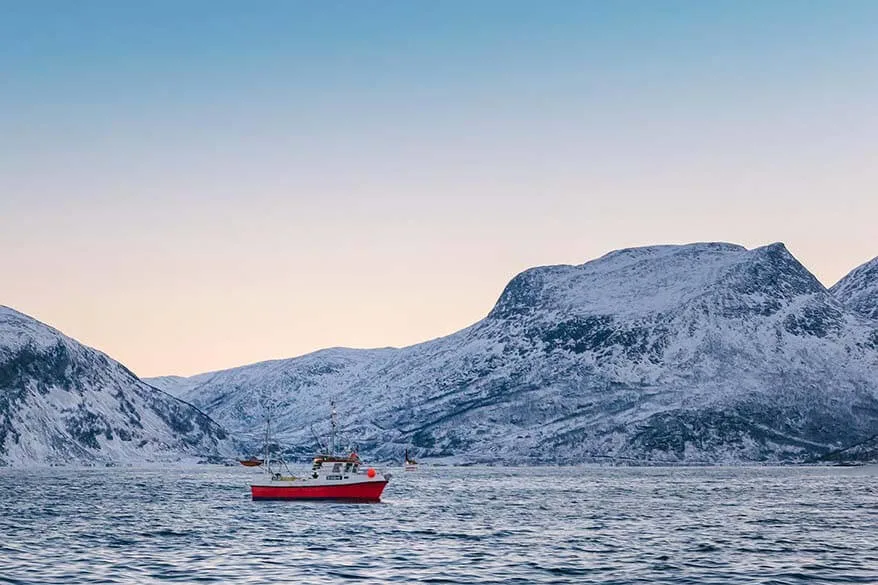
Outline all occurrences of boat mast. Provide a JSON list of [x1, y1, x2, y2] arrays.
[[264, 398, 271, 473], [330, 400, 337, 456]]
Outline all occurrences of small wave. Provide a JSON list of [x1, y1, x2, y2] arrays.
[[1, 465, 876, 584]]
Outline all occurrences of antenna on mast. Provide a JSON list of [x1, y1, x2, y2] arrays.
[[263, 393, 272, 474], [330, 399, 338, 456]]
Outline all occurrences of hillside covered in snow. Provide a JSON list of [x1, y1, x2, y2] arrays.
[[831, 256, 878, 321], [149, 242, 878, 465], [0, 306, 234, 466]]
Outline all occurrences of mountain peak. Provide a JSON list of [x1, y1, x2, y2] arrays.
[[0, 305, 69, 355], [594, 242, 746, 265], [0, 306, 232, 466], [0, 304, 36, 322], [487, 242, 822, 321], [730, 242, 826, 297], [831, 256, 878, 320]]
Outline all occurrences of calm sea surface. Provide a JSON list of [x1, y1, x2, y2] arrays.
[[0, 465, 876, 584]]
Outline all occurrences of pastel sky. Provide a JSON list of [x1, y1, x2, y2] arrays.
[[2, 1, 876, 377]]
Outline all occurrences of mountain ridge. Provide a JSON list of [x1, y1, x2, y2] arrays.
[[831, 256, 878, 321], [149, 242, 878, 465], [0, 305, 235, 467]]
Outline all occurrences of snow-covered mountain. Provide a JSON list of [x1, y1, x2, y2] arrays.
[[0, 306, 234, 466], [831, 256, 878, 320], [149, 243, 878, 465]]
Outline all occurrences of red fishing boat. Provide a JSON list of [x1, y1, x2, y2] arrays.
[[238, 456, 264, 467], [251, 453, 389, 501], [249, 401, 390, 501]]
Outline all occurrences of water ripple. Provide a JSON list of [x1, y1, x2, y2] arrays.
[[0, 465, 876, 583]]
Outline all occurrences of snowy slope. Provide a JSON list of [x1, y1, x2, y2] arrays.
[[0, 306, 234, 466], [820, 433, 878, 464], [149, 243, 878, 464], [831, 256, 878, 320]]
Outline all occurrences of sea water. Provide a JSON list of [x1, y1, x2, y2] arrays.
[[0, 465, 876, 584]]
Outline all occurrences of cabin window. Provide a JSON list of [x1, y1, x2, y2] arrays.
[[344, 463, 352, 473], [332, 463, 342, 473]]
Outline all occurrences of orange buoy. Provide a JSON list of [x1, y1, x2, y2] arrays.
[[367, 467, 376, 478]]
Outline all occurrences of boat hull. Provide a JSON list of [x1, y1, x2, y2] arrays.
[[251, 480, 388, 502]]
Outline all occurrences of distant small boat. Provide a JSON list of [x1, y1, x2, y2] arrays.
[[404, 448, 417, 471], [238, 457, 264, 467]]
